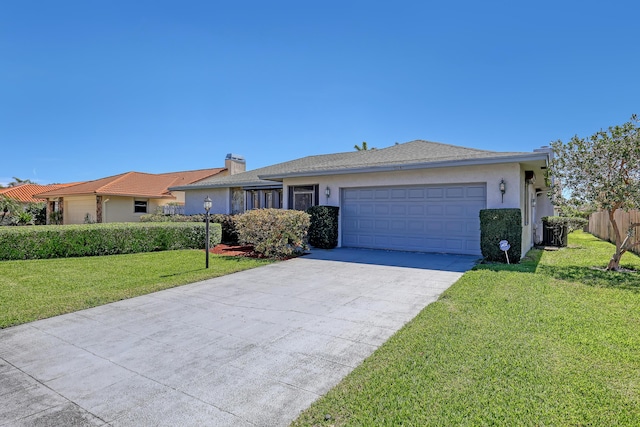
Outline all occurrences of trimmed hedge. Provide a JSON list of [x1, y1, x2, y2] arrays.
[[480, 208, 522, 262], [235, 209, 310, 258], [307, 205, 339, 249], [140, 213, 239, 245], [541, 216, 588, 232], [0, 222, 221, 261]]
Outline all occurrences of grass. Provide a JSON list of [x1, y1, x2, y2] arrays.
[[292, 231, 640, 426], [0, 250, 273, 328]]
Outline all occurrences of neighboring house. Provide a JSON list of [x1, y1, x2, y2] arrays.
[[0, 183, 79, 224], [0, 183, 79, 206], [172, 141, 554, 257], [36, 155, 245, 224]]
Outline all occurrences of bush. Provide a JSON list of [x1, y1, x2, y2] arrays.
[[140, 213, 239, 244], [235, 209, 310, 258], [541, 216, 588, 232], [541, 216, 588, 247], [480, 209, 522, 263], [139, 213, 204, 222], [306, 206, 339, 249], [0, 222, 221, 261], [210, 214, 240, 245]]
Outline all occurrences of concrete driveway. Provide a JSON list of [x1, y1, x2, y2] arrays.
[[0, 248, 476, 427]]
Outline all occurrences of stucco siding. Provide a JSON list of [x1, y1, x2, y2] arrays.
[[100, 196, 164, 223], [283, 163, 524, 251], [284, 163, 521, 210], [184, 188, 230, 215]]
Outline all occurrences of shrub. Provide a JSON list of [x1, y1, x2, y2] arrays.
[[480, 208, 522, 262], [235, 209, 310, 258], [541, 216, 588, 247], [306, 205, 339, 249], [139, 213, 204, 222], [0, 222, 221, 261], [210, 214, 239, 245], [541, 216, 588, 232], [140, 213, 239, 245]]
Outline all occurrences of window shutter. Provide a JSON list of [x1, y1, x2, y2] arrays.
[[288, 186, 294, 209], [314, 185, 319, 206]]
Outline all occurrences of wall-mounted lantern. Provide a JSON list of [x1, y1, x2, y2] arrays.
[[325, 186, 331, 198], [499, 179, 506, 203]]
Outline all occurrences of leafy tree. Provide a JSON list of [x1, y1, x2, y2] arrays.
[[549, 115, 640, 270], [354, 141, 376, 151]]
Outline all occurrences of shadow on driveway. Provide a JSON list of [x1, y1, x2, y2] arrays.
[[305, 247, 480, 273]]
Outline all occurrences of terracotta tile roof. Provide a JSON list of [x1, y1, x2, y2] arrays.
[[0, 183, 80, 203], [35, 168, 226, 199]]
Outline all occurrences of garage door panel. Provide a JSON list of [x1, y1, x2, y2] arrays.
[[446, 187, 465, 198], [426, 221, 443, 232], [342, 184, 486, 255], [426, 205, 443, 215], [375, 205, 389, 215], [360, 204, 374, 215], [408, 205, 425, 215], [391, 189, 407, 198], [375, 189, 390, 199], [390, 220, 406, 230], [466, 186, 486, 198], [445, 221, 464, 233], [375, 220, 390, 230], [444, 239, 464, 250], [427, 188, 444, 198], [445, 205, 465, 216], [360, 219, 375, 229], [407, 220, 424, 231], [343, 189, 359, 200], [390, 205, 406, 215]]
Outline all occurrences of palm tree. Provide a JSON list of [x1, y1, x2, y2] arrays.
[[354, 141, 376, 151], [8, 177, 34, 187]]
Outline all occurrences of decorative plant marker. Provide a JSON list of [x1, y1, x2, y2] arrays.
[[499, 240, 511, 264]]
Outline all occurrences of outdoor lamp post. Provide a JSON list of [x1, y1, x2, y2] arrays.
[[204, 196, 212, 269]]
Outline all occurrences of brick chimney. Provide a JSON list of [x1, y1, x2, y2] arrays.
[[225, 154, 246, 175]]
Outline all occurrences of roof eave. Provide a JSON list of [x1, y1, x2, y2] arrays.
[[258, 153, 550, 180], [169, 181, 278, 191]]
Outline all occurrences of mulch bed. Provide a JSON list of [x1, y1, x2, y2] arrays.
[[210, 244, 259, 258]]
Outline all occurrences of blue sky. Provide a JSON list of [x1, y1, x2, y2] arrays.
[[1, 1, 638, 186]]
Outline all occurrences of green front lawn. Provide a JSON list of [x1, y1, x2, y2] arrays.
[[0, 251, 273, 328], [292, 232, 640, 426]]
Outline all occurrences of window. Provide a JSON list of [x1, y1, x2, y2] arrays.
[[244, 188, 283, 211], [289, 185, 318, 211], [134, 200, 148, 213], [231, 188, 244, 214]]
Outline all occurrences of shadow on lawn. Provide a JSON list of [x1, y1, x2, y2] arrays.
[[475, 248, 640, 291], [473, 248, 542, 274], [539, 264, 640, 292]]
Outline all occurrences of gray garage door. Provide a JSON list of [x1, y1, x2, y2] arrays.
[[341, 184, 486, 255]]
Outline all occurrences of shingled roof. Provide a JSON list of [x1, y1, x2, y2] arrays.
[[170, 140, 549, 190], [36, 168, 226, 199], [0, 183, 80, 202]]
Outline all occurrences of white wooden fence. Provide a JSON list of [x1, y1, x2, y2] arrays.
[[162, 205, 185, 215]]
